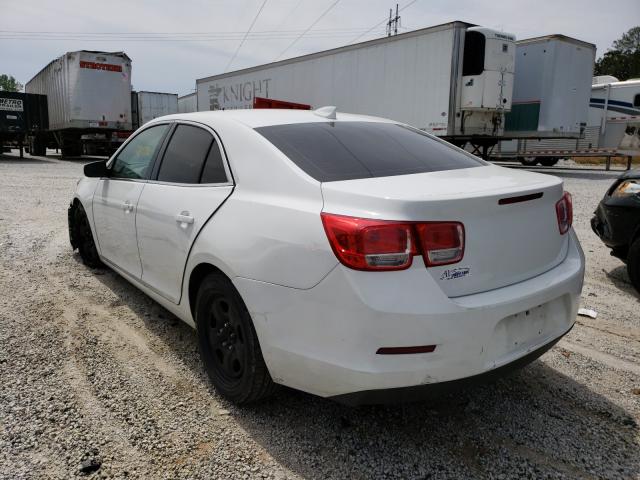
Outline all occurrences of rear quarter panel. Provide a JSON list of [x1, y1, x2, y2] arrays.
[[183, 119, 337, 295]]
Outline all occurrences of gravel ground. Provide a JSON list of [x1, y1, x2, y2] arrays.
[[0, 152, 638, 479]]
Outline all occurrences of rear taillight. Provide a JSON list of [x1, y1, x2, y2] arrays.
[[555, 192, 573, 235], [321, 213, 464, 271], [416, 222, 465, 266]]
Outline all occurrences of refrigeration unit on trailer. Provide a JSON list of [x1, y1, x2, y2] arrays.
[[196, 21, 516, 153], [25, 50, 132, 156], [496, 35, 596, 165], [131, 91, 178, 129]]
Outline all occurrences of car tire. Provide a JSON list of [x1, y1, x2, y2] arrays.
[[71, 202, 104, 268], [627, 237, 640, 294], [195, 273, 276, 404], [520, 157, 539, 166]]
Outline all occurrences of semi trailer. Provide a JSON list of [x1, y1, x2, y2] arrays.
[[25, 50, 132, 157], [0, 91, 48, 156], [131, 90, 178, 129], [196, 21, 516, 153], [495, 35, 597, 165]]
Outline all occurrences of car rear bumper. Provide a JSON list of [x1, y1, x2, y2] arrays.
[[234, 230, 585, 402]]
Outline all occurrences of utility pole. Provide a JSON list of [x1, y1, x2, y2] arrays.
[[386, 3, 400, 37]]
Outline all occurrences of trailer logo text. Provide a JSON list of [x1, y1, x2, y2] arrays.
[[0, 98, 23, 112], [79, 61, 123, 72], [208, 78, 272, 110]]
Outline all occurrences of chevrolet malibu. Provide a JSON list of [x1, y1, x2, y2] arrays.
[[68, 108, 585, 405]]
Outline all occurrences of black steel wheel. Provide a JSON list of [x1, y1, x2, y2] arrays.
[[70, 202, 104, 268], [196, 273, 276, 404], [627, 237, 640, 295]]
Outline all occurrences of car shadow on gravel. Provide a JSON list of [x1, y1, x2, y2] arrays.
[[89, 261, 639, 479], [0, 154, 57, 164], [605, 265, 640, 300]]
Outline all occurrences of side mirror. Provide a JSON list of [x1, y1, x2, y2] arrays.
[[84, 160, 109, 178]]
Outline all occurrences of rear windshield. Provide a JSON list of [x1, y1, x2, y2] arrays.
[[255, 121, 484, 182]]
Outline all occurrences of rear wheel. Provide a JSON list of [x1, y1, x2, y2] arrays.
[[195, 273, 276, 404], [539, 157, 559, 167], [627, 238, 640, 294], [520, 157, 539, 166], [71, 203, 104, 268]]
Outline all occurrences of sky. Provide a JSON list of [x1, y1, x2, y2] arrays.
[[1, 0, 638, 96]]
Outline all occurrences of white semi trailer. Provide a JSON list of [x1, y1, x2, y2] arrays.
[[25, 50, 132, 156], [196, 21, 516, 154], [131, 91, 178, 129]]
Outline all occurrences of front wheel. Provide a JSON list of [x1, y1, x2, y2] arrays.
[[195, 273, 276, 404], [627, 238, 640, 294]]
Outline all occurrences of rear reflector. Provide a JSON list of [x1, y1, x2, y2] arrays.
[[376, 345, 437, 355], [555, 192, 573, 235], [321, 213, 464, 271]]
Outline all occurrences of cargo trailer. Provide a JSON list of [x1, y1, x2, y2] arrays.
[[131, 91, 178, 129], [196, 21, 516, 153], [25, 50, 132, 157], [494, 35, 597, 165], [178, 92, 197, 113], [0, 92, 48, 156]]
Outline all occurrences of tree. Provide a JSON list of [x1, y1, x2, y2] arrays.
[[0, 74, 23, 92], [594, 27, 640, 80]]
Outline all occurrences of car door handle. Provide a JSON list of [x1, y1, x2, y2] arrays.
[[122, 200, 134, 213], [175, 212, 194, 225]]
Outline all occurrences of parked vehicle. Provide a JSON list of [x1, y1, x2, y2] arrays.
[[132, 91, 178, 129], [68, 108, 585, 405], [592, 169, 640, 293], [0, 91, 48, 156], [196, 21, 516, 154], [178, 92, 197, 113], [25, 50, 132, 156], [496, 35, 596, 166]]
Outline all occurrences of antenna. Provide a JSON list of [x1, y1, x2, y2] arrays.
[[386, 3, 400, 37]]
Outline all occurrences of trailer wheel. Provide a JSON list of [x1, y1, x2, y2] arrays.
[[520, 157, 539, 166], [539, 157, 559, 167]]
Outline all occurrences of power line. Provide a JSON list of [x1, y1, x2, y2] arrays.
[[275, 0, 341, 61], [224, 0, 269, 72], [349, 0, 419, 44]]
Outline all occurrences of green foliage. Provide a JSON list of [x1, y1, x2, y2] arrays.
[[595, 27, 640, 80], [0, 74, 23, 92]]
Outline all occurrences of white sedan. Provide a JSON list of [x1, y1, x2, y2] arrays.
[[68, 108, 585, 405]]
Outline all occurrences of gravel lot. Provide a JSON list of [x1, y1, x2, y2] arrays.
[[1, 152, 638, 479]]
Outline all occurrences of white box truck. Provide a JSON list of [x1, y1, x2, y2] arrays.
[[131, 91, 178, 129], [196, 21, 516, 154], [25, 50, 132, 156]]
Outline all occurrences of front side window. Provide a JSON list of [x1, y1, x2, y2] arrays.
[[111, 124, 169, 179], [634, 94, 640, 108], [256, 121, 485, 182], [157, 124, 213, 184]]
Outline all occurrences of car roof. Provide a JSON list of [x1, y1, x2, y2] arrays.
[[154, 109, 396, 129]]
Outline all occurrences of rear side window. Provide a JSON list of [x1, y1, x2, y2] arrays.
[[157, 125, 212, 184], [200, 140, 228, 183], [256, 122, 484, 182]]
